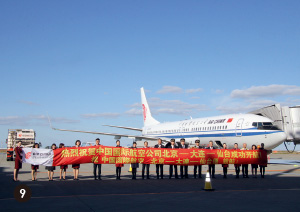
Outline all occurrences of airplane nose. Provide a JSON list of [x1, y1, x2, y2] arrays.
[[267, 131, 287, 150], [278, 131, 287, 142]]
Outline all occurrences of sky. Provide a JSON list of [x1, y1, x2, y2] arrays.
[[1, 1, 300, 150]]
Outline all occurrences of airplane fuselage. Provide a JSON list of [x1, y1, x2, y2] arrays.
[[142, 114, 286, 150]]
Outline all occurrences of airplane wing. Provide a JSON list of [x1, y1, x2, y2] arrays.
[[102, 125, 143, 131], [52, 127, 157, 141]]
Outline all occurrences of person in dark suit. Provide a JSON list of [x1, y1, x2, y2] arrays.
[[233, 143, 241, 178], [193, 140, 202, 178], [154, 138, 164, 179], [241, 143, 249, 178], [93, 138, 102, 180], [206, 140, 216, 178], [179, 138, 189, 179], [142, 141, 150, 179], [131, 142, 139, 180], [168, 139, 178, 179], [13, 141, 22, 182], [115, 140, 123, 180]]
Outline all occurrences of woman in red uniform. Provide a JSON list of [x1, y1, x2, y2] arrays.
[[13, 141, 22, 182], [222, 143, 229, 178], [251, 144, 258, 178], [72, 140, 81, 180], [46, 143, 57, 181], [59, 143, 68, 180], [115, 140, 123, 180], [259, 143, 267, 178], [31, 143, 40, 181]]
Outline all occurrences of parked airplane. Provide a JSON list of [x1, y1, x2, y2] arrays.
[[51, 87, 287, 150]]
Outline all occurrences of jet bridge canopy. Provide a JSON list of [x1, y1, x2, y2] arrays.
[[249, 104, 300, 145]]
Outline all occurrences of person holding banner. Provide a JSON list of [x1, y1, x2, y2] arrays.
[[13, 141, 22, 182], [59, 143, 68, 180], [259, 143, 267, 178], [142, 141, 150, 179], [179, 138, 189, 179], [154, 138, 164, 179], [233, 143, 241, 178], [241, 143, 249, 178], [115, 140, 123, 180], [31, 143, 39, 181], [251, 144, 258, 178], [206, 141, 216, 178], [168, 139, 178, 179], [93, 138, 102, 180], [131, 142, 139, 180], [222, 143, 229, 179], [193, 140, 202, 179], [72, 140, 81, 180], [46, 143, 57, 181]]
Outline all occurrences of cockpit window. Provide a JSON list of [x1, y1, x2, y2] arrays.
[[252, 122, 280, 130]]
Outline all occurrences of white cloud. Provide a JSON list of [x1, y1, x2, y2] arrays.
[[157, 86, 183, 94], [185, 88, 203, 94], [81, 113, 120, 119], [214, 89, 224, 94], [157, 86, 203, 94], [217, 99, 277, 114], [231, 84, 300, 99], [0, 115, 80, 125], [125, 108, 143, 116], [19, 100, 40, 106], [0, 116, 27, 125], [128, 97, 208, 116]]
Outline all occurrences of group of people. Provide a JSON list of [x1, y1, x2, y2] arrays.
[[12, 138, 267, 182], [13, 140, 81, 182]]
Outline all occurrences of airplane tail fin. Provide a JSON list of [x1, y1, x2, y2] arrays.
[[141, 87, 160, 127]]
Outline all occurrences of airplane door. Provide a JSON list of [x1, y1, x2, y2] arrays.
[[235, 118, 244, 136]]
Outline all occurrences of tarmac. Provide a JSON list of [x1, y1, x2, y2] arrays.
[[0, 152, 300, 212]]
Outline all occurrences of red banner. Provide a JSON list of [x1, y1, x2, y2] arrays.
[[52, 146, 267, 166]]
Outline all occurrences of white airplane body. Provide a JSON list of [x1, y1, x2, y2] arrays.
[[52, 87, 287, 150]]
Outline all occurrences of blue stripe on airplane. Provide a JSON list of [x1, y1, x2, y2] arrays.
[[146, 131, 283, 139]]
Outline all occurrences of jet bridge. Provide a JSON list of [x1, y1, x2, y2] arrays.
[[249, 104, 300, 147]]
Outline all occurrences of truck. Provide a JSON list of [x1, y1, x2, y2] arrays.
[[6, 129, 36, 161]]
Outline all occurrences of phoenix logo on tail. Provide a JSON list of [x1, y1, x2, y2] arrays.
[[142, 104, 147, 121]]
